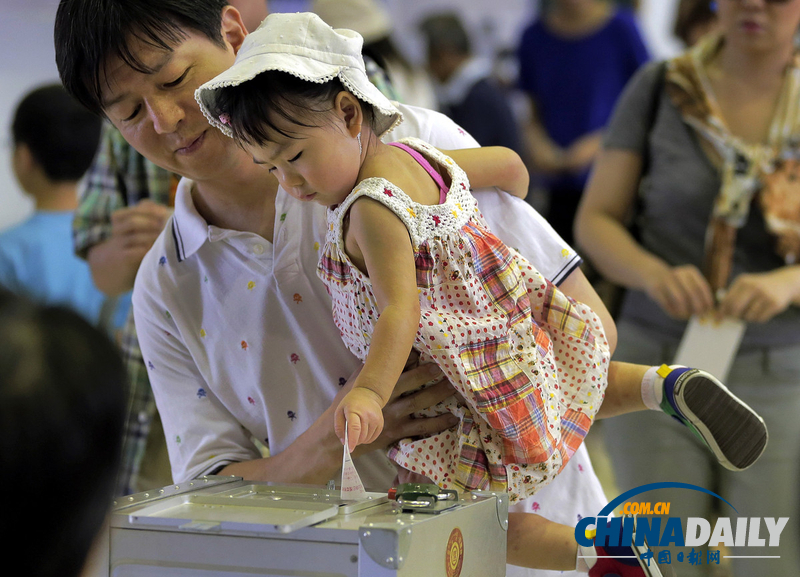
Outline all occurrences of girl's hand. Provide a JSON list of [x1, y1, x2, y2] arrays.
[[333, 361, 459, 459], [335, 387, 386, 452], [644, 263, 715, 320], [718, 268, 800, 323]]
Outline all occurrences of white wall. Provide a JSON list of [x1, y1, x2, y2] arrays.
[[0, 0, 62, 231]]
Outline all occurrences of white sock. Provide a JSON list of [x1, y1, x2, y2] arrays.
[[642, 364, 687, 411], [641, 365, 664, 411]]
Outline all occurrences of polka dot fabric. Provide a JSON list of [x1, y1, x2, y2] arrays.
[[317, 138, 610, 502]]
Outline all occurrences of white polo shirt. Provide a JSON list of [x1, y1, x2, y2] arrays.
[[133, 103, 602, 576]]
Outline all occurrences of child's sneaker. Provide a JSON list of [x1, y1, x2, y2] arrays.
[[657, 365, 768, 471]]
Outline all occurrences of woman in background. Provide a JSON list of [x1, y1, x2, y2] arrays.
[[575, 1, 800, 575]]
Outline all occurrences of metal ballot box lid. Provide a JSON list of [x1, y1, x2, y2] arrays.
[[108, 476, 508, 577]]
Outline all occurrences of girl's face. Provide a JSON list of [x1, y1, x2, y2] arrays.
[[245, 105, 362, 207], [717, 0, 800, 54]]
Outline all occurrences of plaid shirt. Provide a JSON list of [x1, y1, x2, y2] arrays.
[[74, 122, 175, 258], [75, 122, 178, 495]]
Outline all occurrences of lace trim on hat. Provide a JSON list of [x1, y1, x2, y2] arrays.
[[338, 72, 402, 137]]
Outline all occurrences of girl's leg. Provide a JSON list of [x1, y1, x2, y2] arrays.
[[602, 322, 715, 577], [598, 357, 767, 472], [596, 361, 649, 419]]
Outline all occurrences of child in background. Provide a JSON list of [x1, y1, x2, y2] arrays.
[[0, 84, 128, 333], [196, 12, 766, 572]]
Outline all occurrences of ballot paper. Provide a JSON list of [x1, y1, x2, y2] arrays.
[[340, 425, 367, 501], [673, 316, 746, 382]]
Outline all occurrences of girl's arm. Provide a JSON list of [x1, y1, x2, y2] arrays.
[[334, 196, 422, 450], [443, 146, 530, 199]]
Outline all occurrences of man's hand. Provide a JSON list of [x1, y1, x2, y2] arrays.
[[219, 360, 459, 485], [88, 199, 171, 296], [563, 131, 602, 173]]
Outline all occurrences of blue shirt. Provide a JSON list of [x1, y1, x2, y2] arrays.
[[517, 8, 649, 189], [0, 211, 130, 329]]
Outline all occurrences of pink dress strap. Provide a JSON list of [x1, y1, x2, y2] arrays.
[[388, 141, 449, 204]]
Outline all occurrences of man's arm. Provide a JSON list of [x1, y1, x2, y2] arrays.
[[220, 364, 458, 483], [134, 251, 459, 484], [559, 266, 617, 355], [523, 96, 567, 175]]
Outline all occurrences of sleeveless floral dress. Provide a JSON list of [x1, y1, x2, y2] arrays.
[[317, 138, 610, 501]]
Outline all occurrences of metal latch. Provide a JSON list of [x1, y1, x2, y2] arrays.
[[388, 483, 459, 514]]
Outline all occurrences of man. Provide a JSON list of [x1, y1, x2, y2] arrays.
[[69, 0, 271, 496], [55, 2, 611, 574], [419, 12, 524, 156]]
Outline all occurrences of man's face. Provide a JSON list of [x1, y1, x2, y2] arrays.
[[100, 16, 245, 181]]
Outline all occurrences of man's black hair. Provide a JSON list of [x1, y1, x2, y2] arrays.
[[11, 83, 102, 182], [0, 289, 125, 577], [54, 0, 229, 116]]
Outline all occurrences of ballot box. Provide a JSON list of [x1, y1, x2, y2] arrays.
[[106, 476, 508, 577]]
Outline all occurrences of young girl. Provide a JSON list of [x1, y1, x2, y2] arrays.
[[196, 12, 767, 574], [197, 8, 768, 485]]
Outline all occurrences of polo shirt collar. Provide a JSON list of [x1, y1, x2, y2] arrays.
[[170, 177, 210, 262]]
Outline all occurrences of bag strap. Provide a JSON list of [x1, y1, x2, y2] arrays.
[[640, 60, 668, 178], [605, 61, 669, 319]]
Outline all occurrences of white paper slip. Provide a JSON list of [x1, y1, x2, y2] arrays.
[[673, 316, 746, 382], [340, 425, 367, 501]]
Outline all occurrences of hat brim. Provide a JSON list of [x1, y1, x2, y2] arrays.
[[196, 46, 402, 139]]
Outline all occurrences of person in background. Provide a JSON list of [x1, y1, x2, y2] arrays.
[[516, 0, 649, 245], [312, 0, 438, 111], [674, 0, 719, 48], [0, 289, 126, 577], [575, 0, 800, 574], [70, 0, 271, 497], [419, 12, 525, 156], [0, 84, 125, 333]]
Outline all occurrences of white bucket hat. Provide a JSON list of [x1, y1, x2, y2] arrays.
[[195, 11, 403, 139]]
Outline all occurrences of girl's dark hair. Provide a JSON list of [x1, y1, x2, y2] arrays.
[[0, 289, 126, 577], [55, 0, 229, 116], [210, 71, 376, 146], [12, 84, 102, 182]]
